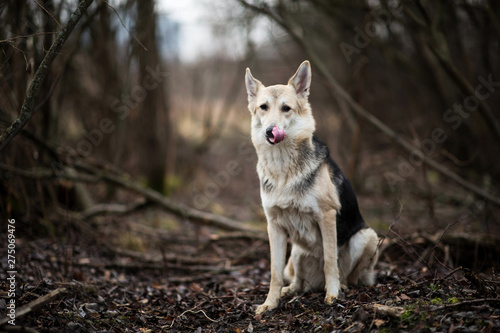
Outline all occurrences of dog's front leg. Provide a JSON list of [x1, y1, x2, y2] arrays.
[[320, 209, 340, 305], [256, 222, 287, 315]]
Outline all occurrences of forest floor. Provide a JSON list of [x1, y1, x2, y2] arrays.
[[0, 214, 499, 333]]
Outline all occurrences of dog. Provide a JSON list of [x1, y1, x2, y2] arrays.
[[245, 60, 379, 315]]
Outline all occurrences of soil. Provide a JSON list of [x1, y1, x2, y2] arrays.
[[1, 219, 499, 333]]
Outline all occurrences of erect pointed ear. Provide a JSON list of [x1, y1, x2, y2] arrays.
[[245, 68, 262, 101], [288, 60, 311, 99]]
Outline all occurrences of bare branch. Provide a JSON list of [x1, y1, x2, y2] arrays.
[[403, 2, 500, 144], [0, 32, 58, 43], [33, 0, 62, 29], [0, 0, 94, 151], [102, 0, 147, 51]]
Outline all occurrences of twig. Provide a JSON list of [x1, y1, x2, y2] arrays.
[[0, 288, 67, 326], [0, 32, 59, 43], [463, 268, 490, 296], [33, 0, 62, 29], [427, 298, 500, 312], [435, 266, 463, 283], [387, 206, 433, 272], [424, 222, 457, 270], [0, 0, 95, 151], [170, 309, 219, 328], [102, 0, 147, 51]]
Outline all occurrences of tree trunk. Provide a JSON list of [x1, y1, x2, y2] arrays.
[[135, 0, 170, 193]]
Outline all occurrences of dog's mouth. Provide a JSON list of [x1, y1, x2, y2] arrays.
[[266, 126, 285, 144]]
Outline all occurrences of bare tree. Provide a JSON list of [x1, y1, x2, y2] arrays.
[[134, 0, 171, 193]]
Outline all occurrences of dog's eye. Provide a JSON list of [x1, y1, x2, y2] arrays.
[[281, 105, 291, 112], [260, 104, 268, 111]]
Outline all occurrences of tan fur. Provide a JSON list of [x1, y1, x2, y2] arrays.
[[245, 61, 378, 315]]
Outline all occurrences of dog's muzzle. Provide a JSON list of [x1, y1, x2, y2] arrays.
[[266, 126, 285, 144]]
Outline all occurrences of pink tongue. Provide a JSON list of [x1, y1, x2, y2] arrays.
[[270, 126, 285, 143]]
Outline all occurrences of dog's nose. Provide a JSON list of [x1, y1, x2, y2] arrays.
[[265, 126, 274, 138]]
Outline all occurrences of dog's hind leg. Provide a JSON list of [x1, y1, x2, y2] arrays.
[[346, 228, 379, 286], [281, 258, 300, 296], [283, 255, 294, 285], [281, 245, 316, 296], [358, 230, 379, 286]]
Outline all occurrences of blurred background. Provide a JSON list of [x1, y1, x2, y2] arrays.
[[1, 0, 499, 245]]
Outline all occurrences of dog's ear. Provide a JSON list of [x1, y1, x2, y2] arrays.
[[245, 68, 262, 101], [288, 60, 311, 99]]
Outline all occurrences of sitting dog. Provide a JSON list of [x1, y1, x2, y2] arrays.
[[245, 61, 379, 314]]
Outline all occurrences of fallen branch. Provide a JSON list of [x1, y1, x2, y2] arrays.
[[367, 304, 405, 318], [3, 162, 266, 237], [427, 298, 500, 312], [62, 201, 150, 220], [0, 288, 67, 326], [76, 163, 265, 236], [0, 0, 94, 151]]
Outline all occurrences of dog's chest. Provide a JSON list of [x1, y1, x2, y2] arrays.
[[261, 180, 324, 253], [272, 206, 322, 254], [257, 157, 322, 213], [260, 181, 318, 211]]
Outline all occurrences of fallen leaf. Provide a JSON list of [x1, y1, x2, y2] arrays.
[[400, 293, 411, 301], [190, 283, 203, 293], [374, 319, 386, 328]]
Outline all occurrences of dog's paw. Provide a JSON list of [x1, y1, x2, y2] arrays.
[[324, 294, 337, 305], [281, 284, 299, 296], [281, 286, 291, 297], [255, 303, 276, 315]]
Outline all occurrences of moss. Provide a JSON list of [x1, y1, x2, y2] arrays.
[[400, 304, 430, 328], [447, 297, 459, 304], [430, 298, 443, 305], [401, 310, 413, 321]]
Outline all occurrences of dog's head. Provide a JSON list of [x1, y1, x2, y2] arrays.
[[245, 61, 316, 148]]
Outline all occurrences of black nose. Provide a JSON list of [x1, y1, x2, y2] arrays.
[[265, 126, 274, 138]]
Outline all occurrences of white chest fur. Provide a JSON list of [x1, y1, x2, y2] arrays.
[[259, 171, 324, 255]]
